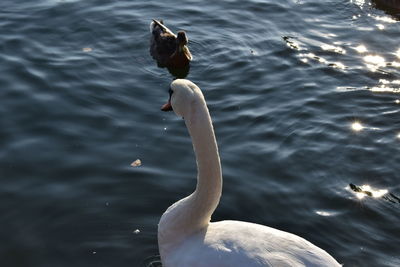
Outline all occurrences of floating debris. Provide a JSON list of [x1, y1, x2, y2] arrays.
[[350, 183, 372, 197], [131, 159, 142, 167], [133, 229, 140, 234], [82, 47, 93, 52], [349, 183, 399, 204], [283, 36, 301, 50]]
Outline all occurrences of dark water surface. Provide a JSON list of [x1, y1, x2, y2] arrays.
[[1, 0, 399, 266]]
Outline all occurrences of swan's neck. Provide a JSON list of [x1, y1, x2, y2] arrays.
[[158, 100, 222, 255], [187, 101, 222, 220]]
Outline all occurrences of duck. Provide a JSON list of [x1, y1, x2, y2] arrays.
[[372, 0, 400, 15], [149, 19, 192, 69], [158, 79, 342, 267]]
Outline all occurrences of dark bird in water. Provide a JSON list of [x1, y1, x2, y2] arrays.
[[149, 19, 192, 69], [372, 0, 400, 17]]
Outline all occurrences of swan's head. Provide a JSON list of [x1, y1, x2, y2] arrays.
[[161, 79, 204, 117]]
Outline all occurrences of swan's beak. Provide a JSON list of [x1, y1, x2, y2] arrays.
[[161, 100, 173, 111]]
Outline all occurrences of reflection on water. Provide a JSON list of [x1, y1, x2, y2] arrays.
[[374, 15, 398, 23], [351, 121, 364, 132], [371, 79, 400, 93], [363, 54, 386, 71], [354, 44, 368, 53], [352, 0, 366, 7], [315, 210, 340, 217], [321, 44, 346, 54]]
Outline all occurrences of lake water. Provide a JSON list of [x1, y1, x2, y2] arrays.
[[1, 0, 399, 266]]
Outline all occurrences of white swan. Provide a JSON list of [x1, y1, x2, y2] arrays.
[[159, 79, 341, 267]]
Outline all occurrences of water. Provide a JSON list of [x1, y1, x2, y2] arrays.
[[0, 0, 399, 266]]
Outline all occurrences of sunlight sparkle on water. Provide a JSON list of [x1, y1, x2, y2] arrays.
[[370, 80, 400, 93], [315, 210, 337, 217], [352, 0, 365, 7], [356, 192, 366, 199], [321, 44, 346, 54], [359, 185, 388, 199], [364, 55, 386, 71], [352, 122, 363, 131], [354, 45, 367, 53], [375, 16, 396, 23], [396, 49, 400, 59]]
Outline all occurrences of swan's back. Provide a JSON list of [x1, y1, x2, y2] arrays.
[[164, 220, 341, 267]]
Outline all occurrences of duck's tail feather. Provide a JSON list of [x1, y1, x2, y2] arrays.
[[150, 20, 156, 33], [150, 19, 175, 36], [150, 19, 164, 33]]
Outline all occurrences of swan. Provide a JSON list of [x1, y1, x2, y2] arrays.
[[150, 19, 192, 69], [159, 79, 341, 267]]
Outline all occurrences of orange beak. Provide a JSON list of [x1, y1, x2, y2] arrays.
[[161, 100, 173, 111]]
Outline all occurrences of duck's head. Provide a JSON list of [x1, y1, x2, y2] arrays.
[[161, 79, 203, 118], [174, 31, 192, 62], [176, 31, 188, 46]]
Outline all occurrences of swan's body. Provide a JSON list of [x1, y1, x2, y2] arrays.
[[159, 79, 341, 267], [149, 20, 192, 68]]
